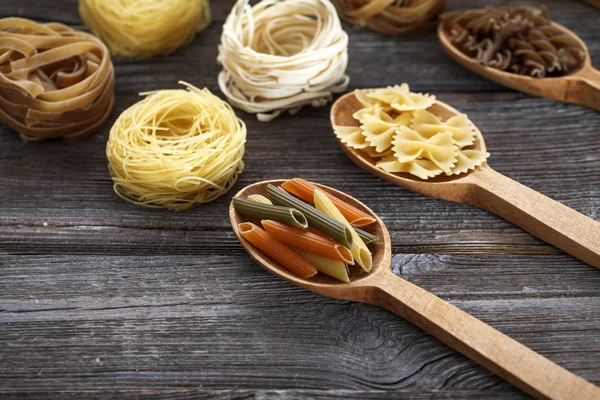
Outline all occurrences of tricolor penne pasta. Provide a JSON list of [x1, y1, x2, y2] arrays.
[[291, 247, 350, 283], [247, 194, 272, 205], [233, 197, 308, 229], [267, 184, 354, 249], [281, 178, 377, 226], [314, 189, 372, 273], [235, 180, 379, 283], [261, 220, 354, 265], [238, 222, 317, 279]]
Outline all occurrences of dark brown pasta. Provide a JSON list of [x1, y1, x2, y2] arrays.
[[334, 0, 447, 36], [441, 7, 585, 77]]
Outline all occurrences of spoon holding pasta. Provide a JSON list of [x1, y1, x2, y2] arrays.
[[437, 8, 600, 111], [330, 91, 600, 269], [230, 179, 600, 400]]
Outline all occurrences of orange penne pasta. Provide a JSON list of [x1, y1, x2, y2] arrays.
[[281, 178, 376, 226], [238, 222, 317, 279], [307, 226, 336, 242], [261, 220, 354, 265]]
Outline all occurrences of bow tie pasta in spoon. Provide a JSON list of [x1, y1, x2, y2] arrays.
[[334, 84, 489, 180]]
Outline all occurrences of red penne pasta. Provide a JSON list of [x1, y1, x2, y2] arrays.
[[238, 222, 317, 279], [281, 178, 376, 226], [261, 220, 354, 265]]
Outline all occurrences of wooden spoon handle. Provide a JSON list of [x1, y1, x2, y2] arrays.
[[570, 66, 600, 111], [467, 167, 600, 269], [372, 273, 600, 399]]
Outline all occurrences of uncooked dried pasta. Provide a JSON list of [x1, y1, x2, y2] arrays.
[[333, 0, 446, 35], [441, 6, 585, 77], [218, 0, 349, 121], [334, 85, 489, 180], [0, 18, 114, 142], [106, 82, 246, 211], [79, 0, 211, 57]]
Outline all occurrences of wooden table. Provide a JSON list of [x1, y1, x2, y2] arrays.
[[1, 0, 599, 398]]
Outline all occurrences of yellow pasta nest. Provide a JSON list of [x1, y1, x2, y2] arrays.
[[218, 0, 350, 121], [335, 85, 489, 180], [79, 0, 211, 57], [106, 82, 246, 211]]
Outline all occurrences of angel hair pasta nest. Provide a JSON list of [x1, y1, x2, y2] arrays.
[[218, 0, 350, 122], [106, 82, 246, 211], [79, 0, 211, 57], [333, 0, 447, 35]]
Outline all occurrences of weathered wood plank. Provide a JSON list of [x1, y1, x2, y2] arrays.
[[0, 390, 530, 400], [1, 255, 598, 395]]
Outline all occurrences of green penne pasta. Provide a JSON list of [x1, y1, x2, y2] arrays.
[[291, 247, 350, 283], [232, 197, 308, 229], [266, 184, 353, 249], [355, 227, 378, 244]]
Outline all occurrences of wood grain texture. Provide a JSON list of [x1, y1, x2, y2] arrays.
[[1, 0, 600, 398]]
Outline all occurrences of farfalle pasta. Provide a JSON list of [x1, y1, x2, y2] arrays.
[[333, 0, 446, 36], [441, 6, 585, 78], [334, 85, 489, 180]]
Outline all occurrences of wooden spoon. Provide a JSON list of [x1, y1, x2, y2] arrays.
[[330, 92, 600, 269], [437, 22, 600, 111], [230, 180, 600, 400]]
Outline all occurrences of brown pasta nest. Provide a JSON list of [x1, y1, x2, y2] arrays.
[[333, 0, 447, 35], [441, 7, 586, 78], [0, 18, 115, 142]]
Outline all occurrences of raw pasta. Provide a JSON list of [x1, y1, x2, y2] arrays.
[[334, 85, 489, 179], [247, 194, 272, 205], [291, 247, 350, 282], [261, 220, 354, 264], [314, 189, 372, 272], [232, 197, 308, 229], [218, 0, 349, 121], [239, 222, 318, 279], [233, 181, 379, 282], [79, 0, 211, 57], [441, 6, 585, 77], [333, 0, 446, 35], [280, 178, 377, 226], [0, 18, 114, 142], [267, 184, 354, 249], [106, 82, 246, 211]]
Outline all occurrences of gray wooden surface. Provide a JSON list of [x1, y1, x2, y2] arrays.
[[1, 0, 599, 398]]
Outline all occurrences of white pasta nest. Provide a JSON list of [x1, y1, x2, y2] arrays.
[[218, 0, 350, 122]]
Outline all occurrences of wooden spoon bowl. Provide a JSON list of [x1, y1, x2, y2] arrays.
[[437, 21, 600, 111], [229, 180, 600, 399], [331, 92, 600, 269], [230, 180, 391, 295]]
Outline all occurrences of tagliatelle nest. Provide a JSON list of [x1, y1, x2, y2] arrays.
[[333, 0, 447, 35], [0, 17, 115, 142], [218, 0, 350, 122]]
